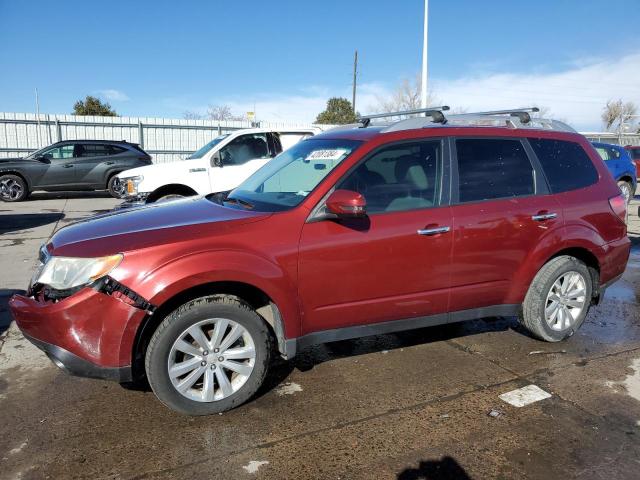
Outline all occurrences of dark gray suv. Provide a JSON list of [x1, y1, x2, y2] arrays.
[[0, 140, 152, 202]]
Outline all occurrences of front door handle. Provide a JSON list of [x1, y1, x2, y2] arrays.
[[417, 226, 450, 236], [531, 212, 557, 221], [105, 161, 115, 165]]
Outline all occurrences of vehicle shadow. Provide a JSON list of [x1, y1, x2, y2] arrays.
[[27, 191, 112, 201], [0, 289, 24, 336], [256, 315, 523, 402], [397, 456, 473, 480], [122, 316, 522, 399], [0, 213, 64, 234]]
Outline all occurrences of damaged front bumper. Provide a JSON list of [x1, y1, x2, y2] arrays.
[[8, 278, 155, 383]]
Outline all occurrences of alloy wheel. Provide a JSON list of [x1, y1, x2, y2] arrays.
[[111, 177, 125, 197], [544, 271, 587, 331], [620, 182, 632, 204], [167, 318, 256, 402], [0, 178, 24, 201]]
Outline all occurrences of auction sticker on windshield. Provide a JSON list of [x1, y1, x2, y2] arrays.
[[305, 149, 349, 161]]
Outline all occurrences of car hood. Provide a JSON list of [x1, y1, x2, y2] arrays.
[[48, 195, 271, 256], [0, 157, 29, 165], [117, 160, 196, 179]]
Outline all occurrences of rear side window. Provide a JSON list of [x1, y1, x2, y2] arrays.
[[78, 144, 112, 157], [529, 138, 598, 193], [109, 145, 127, 155], [455, 138, 534, 203]]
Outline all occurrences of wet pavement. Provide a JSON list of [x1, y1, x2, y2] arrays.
[[1, 191, 639, 480]]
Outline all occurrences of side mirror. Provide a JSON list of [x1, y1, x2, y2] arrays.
[[325, 189, 367, 218], [36, 155, 51, 164], [211, 152, 223, 168]]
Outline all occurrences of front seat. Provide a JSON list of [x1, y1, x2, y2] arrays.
[[386, 156, 433, 212]]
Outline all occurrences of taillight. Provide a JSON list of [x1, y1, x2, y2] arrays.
[[608, 194, 627, 224]]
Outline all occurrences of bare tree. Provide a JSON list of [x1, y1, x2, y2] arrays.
[[531, 105, 550, 119], [183, 110, 205, 120], [374, 74, 439, 114], [206, 104, 235, 121], [602, 99, 638, 131]]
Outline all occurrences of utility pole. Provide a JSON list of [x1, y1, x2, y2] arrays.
[[352, 50, 358, 114], [35, 88, 42, 147], [420, 0, 429, 109]]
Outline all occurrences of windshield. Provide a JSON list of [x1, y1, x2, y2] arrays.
[[187, 134, 229, 159], [223, 138, 362, 212]]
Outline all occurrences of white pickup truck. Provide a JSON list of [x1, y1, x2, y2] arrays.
[[117, 127, 318, 204]]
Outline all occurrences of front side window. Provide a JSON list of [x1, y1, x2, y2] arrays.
[[187, 134, 229, 160], [337, 140, 442, 213], [41, 144, 75, 160], [219, 133, 270, 166], [225, 138, 362, 211], [456, 138, 534, 203], [529, 138, 598, 193], [595, 146, 610, 161]]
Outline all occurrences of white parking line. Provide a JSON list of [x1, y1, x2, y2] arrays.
[[499, 384, 552, 407]]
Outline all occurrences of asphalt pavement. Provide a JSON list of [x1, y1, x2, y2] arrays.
[[1, 191, 639, 480]]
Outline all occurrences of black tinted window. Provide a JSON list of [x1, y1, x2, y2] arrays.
[[456, 138, 534, 203], [339, 140, 442, 213], [109, 145, 127, 155], [77, 144, 111, 157], [529, 138, 598, 193], [220, 133, 270, 165]]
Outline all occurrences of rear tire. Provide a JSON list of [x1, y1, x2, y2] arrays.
[[519, 256, 592, 342], [145, 295, 272, 415], [618, 180, 633, 204], [0, 174, 29, 202]]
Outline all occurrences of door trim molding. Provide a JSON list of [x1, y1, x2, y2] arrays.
[[284, 303, 520, 358]]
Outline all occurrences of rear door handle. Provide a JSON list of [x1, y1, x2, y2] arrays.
[[62, 164, 74, 168], [531, 213, 557, 221], [417, 226, 450, 236], [105, 161, 115, 165]]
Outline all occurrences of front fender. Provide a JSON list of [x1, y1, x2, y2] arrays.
[[127, 249, 301, 339]]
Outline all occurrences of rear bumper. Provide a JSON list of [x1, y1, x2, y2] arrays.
[[600, 236, 631, 286], [9, 286, 147, 381]]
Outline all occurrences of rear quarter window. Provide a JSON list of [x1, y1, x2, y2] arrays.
[[528, 138, 598, 193]]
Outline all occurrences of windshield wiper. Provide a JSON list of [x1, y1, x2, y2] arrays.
[[224, 197, 254, 210]]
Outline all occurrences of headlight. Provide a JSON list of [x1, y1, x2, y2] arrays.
[[123, 175, 144, 195], [35, 254, 123, 290]]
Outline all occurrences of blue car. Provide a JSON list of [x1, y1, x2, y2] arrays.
[[592, 142, 637, 203]]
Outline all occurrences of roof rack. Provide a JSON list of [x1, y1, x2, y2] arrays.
[[357, 106, 450, 127], [372, 106, 576, 134], [470, 107, 539, 124]]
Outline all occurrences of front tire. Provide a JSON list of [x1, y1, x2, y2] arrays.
[[0, 174, 29, 202], [145, 295, 272, 415], [107, 175, 125, 198], [155, 194, 185, 203], [519, 256, 593, 342]]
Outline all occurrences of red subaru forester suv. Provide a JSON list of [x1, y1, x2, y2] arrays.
[[10, 108, 630, 415]]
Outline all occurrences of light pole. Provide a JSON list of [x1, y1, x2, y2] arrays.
[[420, 0, 429, 109]]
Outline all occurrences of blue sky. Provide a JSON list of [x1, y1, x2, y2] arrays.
[[0, 0, 639, 129]]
